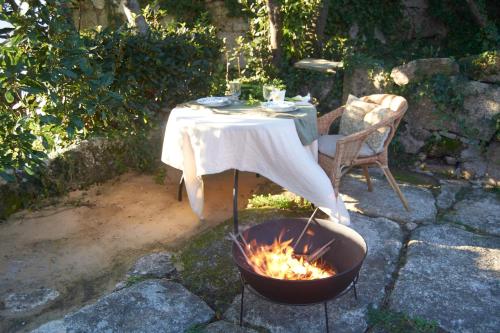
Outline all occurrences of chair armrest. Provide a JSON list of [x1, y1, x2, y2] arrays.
[[317, 106, 345, 135]]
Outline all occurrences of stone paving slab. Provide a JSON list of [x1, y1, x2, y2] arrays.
[[203, 321, 258, 333], [340, 173, 437, 225], [224, 213, 403, 333], [32, 280, 214, 333], [436, 179, 469, 211], [126, 251, 176, 279], [443, 188, 500, 236], [2, 287, 59, 316], [390, 224, 500, 333]]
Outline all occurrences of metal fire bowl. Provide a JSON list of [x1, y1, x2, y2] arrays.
[[233, 218, 367, 305]]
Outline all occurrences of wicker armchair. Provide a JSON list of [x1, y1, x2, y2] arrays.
[[317, 94, 410, 211]]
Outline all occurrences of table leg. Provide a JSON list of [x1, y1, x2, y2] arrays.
[[233, 169, 239, 234], [178, 174, 184, 202]]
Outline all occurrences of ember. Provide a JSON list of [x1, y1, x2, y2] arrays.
[[242, 231, 336, 280]]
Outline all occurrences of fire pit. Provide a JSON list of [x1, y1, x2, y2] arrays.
[[232, 211, 367, 332]]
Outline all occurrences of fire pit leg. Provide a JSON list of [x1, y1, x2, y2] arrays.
[[324, 302, 330, 333], [233, 169, 239, 234], [353, 274, 359, 300], [239, 284, 245, 326]]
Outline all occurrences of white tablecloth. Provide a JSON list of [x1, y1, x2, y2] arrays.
[[161, 105, 350, 224]]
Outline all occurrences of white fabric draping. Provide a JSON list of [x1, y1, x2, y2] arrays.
[[161, 106, 350, 224]]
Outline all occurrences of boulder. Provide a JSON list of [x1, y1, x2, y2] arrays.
[[390, 224, 500, 332], [443, 188, 500, 236], [224, 213, 403, 333], [402, 0, 447, 39], [342, 66, 390, 103], [126, 251, 175, 279], [460, 81, 500, 141], [436, 179, 469, 211], [32, 280, 214, 333], [398, 124, 425, 154], [340, 173, 437, 225], [460, 145, 487, 179], [404, 80, 499, 142], [391, 58, 459, 86]]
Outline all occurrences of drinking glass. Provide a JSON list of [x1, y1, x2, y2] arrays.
[[229, 80, 241, 100], [263, 85, 274, 103]]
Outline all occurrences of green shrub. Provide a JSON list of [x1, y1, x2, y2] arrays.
[[0, 1, 224, 183]]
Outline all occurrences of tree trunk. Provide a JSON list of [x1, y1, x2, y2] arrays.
[[266, 0, 283, 67], [465, 0, 487, 28], [315, 0, 329, 55], [121, 0, 149, 35]]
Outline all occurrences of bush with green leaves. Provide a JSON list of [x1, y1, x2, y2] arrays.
[[0, 1, 224, 183]]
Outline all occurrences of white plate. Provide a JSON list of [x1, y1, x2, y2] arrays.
[[261, 101, 297, 112], [196, 96, 231, 107]]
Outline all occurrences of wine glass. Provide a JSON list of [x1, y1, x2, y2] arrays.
[[263, 84, 274, 103], [229, 80, 241, 101]]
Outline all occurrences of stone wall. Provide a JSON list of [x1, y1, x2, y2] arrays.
[[72, 0, 110, 30], [205, 0, 248, 52]]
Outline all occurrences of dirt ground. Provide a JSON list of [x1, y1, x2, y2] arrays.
[[0, 168, 265, 332]]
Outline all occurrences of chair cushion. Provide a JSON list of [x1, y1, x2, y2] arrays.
[[339, 94, 379, 136], [363, 106, 394, 153], [318, 134, 375, 158]]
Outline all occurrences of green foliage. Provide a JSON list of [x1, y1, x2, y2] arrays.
[[428, 0, 499, 57], [368, 307, 441, 333], [247, 193, 313, 211], [0, 1, 223, 184], [459, 50, 499, 78]]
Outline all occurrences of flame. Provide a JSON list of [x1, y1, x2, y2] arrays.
[[243, 232, 336, 280]]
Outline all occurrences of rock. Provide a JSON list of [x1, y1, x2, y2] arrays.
[[460, 145, 487, 178], [2, 287, 59, 315], [461, 81, 500, 141], [32, 280, 214, 333], [342, 66, 391, 103], [390, 224, 500, 332], [443, 188, 500, 236], [398, 124, 425, 154], [340, 173, 437, 225], [224, 213, 403, 333], [404, 81, 499, 142], [203, 321, 258, 333], [391, 58, 459, 86], [486, 141, 500, 182], [373, 27, 387, 44], [460, 51, 500, 84], [402, 0, 447, 39], [349, 23, 359, 39], [444, 156, 457, 165], [294, 58, 343, 74], [436, 179, 468, 210], [127, 251, 175, 279]]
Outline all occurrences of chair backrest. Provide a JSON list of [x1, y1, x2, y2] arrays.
[[360, 94, 407, 153], [360, 94, 408, 113]]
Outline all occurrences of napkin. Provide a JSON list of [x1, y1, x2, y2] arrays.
[[290, 93, 311, 105]]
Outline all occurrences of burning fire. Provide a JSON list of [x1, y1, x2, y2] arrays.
[[242, 233, 336, 280]]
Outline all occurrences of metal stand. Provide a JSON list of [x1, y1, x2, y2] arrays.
[[238, 274, 359, 333]]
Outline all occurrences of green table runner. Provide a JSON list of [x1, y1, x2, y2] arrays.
[[184, 101, 319, 146]]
